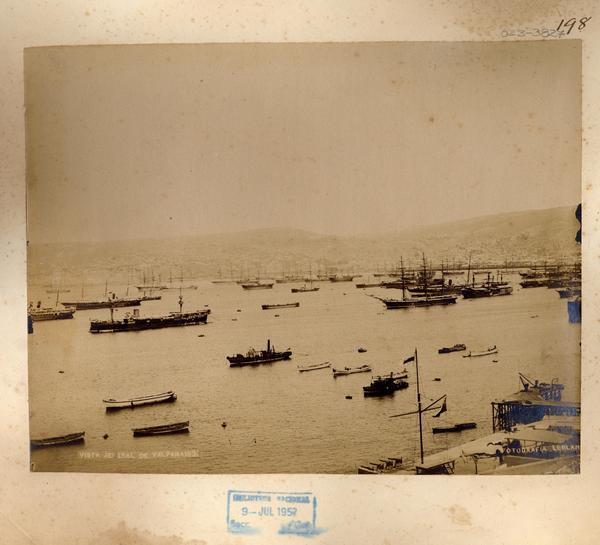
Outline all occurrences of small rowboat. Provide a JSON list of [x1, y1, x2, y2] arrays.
[[132, 421, 190, 437], [332, 364, 372, 377], [432, 422, 477, 434], [297, 362, 331, 372], [30, 431, 85, 449], [463, 346, 497, 358], [103, 391, 177, 411]]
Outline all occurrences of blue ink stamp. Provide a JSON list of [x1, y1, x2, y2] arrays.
[[227, 490, 323, 536]]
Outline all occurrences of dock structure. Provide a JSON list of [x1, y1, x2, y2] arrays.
[[491, 399, 580, 433]]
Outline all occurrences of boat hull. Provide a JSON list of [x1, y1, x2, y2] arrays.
[[62, 299, 142, 310], [261, 303, 300, 310], [104, 392, 177, 411], [90, 311, 209, 333], [30, 432, 85, 449], [132, 421, 190, 436], [228, 353, 292, 367], [29, 309, 75, 321]]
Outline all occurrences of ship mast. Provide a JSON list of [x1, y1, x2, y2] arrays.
[[415, 348, 424, 464]]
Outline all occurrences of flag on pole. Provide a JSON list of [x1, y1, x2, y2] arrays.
[[403, 355, 415, 364], [432, 398, 447, 418]]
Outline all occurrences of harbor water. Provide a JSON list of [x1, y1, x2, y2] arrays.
[[28, 276, 580, 473]]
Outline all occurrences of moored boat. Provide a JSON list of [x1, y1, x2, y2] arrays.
[[438, 344, 466, 354], [132, 421, 190, 437], [90, 308, 209, 333], [103, 390, 177, 411], [28, 305, 75, 321], [261, 302, 300, 310], [297, 362, 331, 372], [62, 294, 142, 310], [431, 422, 477, 434], [332, 364, 372, 377], [30, 431, 85, 449], [363, 372, 409, 397], [227, 339, 292, 367], [463, 346, 498, 358], [241, 281, 274, 290], [291, 284, 320, 293]]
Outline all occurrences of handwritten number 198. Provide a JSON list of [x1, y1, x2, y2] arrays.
[[557, 17, 591, 34]]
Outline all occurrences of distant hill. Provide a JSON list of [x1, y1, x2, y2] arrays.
[[28, 206, 581, 285]]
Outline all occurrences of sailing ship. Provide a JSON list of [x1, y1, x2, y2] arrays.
[[461, 257, 513, 298], [375, 256, 457, 309], [261, 302, 300, 310], [363, 372, 409, 397], [387, 349, 449, 473], [30, 431, 85, 449], [103, 391, 177, 411], [132, 421, 189, 437], [227, 339, 292, 367], [89, 295, 209, 333]]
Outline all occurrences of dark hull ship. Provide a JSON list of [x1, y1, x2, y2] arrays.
[[461, 285, 513, 298], [132, 421, 189, 437], [90, 309, 209, 333], [30, 431, 85, 449], [61, 296, 142, 310], [363, 372, 409, 397], [261, 302, 300, 310], [227, 339, 292, 367], [378, 295, 457, 308]]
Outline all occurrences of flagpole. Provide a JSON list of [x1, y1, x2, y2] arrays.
[[415, 347, 424, 464]]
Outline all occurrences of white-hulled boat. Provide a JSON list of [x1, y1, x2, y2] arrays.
[[297, 362, 330, 372], [463, 346, 498, 358], [332, 364, 372, 377]]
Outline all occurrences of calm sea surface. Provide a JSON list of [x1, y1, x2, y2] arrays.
[[28, 275, 580, 473]]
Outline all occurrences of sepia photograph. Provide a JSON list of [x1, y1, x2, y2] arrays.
[[26, 40, 581, 476]]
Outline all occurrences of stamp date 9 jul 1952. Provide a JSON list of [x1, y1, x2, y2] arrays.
[[227, 490, 323, 536]]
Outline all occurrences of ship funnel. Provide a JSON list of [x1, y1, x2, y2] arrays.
[[133, 308, 140, 317], [267, 339, 271, 351]]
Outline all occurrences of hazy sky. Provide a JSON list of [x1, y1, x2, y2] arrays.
[[25, 41, 581, 244]]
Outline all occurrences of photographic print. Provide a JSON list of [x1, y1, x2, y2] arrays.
[[26, 40, 581, 475]]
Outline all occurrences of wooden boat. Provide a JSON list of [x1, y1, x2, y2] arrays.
[[332, 364, 372, 377], [227, 339, 292, 367], [438, 344, 466, 354], [261, 302, 300, 310], [132, 421, 189, 437], [30, 431, 85, 449], [363, 372, 409, 397], [298, 362, 331, 372], [103, 391, 177, 411], [463, 346, 498, 358], [357, 457, 404, 474], [431, 422, 477, 434]]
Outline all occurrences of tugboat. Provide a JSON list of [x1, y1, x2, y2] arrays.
[[89, 294, 209, 333], [438, 344, 467, 354], [363, 372, 409, 397], [227, 339, 292, 367]]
